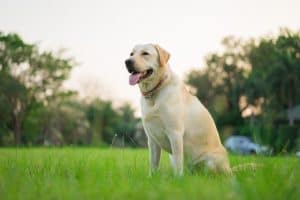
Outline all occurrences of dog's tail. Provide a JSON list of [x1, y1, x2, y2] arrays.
[[231, 162, 263, 173]]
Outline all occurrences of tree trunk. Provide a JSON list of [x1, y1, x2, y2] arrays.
[[12, 100, 25, 145], [13, 117, 22, 145], [287, 100, 294, 126]]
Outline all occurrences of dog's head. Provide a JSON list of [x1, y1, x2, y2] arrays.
[[125, 44, 170, 85]]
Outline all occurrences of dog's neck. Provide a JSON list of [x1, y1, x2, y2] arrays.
[[138, 66, 171, 99]]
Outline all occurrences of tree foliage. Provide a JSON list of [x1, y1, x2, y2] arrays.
[[0, 32, 140, 146], [186, 28, 300, 151], [247, 29, 300, 113], [187, 36, 250, 130], [1, 29, 299, 152]]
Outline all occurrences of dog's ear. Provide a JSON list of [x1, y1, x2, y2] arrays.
[[154, 44, 170, 67]]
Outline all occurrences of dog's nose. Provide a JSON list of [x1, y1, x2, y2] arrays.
[[125, 59, 135, 73], [125, 59, 134, 68]]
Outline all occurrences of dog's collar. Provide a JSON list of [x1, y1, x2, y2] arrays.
[[141, 74, 168, 98]]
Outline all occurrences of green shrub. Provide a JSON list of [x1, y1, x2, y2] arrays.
[[273, 125, 299, 153]]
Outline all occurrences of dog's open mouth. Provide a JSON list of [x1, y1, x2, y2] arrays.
[[129, 69, 153, 85]]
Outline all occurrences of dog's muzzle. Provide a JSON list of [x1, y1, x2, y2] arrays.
[[125, 59, 136, 73]]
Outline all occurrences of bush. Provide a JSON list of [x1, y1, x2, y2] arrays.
[[273, 125, 299, 153]]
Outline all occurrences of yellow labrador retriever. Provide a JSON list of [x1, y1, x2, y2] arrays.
[[125, 44, 231, 176]]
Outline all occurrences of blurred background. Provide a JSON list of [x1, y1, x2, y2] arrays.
[[0, 0, 299, 154]]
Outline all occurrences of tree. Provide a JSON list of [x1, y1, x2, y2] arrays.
[[186, 37, 250, 132], [115, 103, 139, 146], [0, 32, 75, 144], [247, 28, 300, 125], [0, 32, 34, 144], [0, 72, 27, 144], [1, 31, 141, 147], [186, 28, 300, 151], [85, 99, 119, 144]]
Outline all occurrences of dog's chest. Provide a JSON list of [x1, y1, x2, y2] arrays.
[[144, 117, 171, 153]]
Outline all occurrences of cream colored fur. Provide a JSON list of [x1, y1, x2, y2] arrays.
[[127, 44, 231, 176]]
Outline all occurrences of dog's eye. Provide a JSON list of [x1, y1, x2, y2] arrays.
[[142, 52, 150, 56], [130, 52, 134, 56]]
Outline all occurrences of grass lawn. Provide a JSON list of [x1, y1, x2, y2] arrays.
[[0, 148, 299, 200]]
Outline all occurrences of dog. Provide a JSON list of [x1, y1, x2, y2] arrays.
[[125, 44, 231, 176]]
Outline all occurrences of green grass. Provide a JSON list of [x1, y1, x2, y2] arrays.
[[0, 148, 299, 200]]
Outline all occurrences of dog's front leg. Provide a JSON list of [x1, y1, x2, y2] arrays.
[[148, 137, 161, 176], [168, 134, 184, 176]]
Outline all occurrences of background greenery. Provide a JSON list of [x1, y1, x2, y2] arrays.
[[186, 28, 300, 153], [0, 28, 300, 153]]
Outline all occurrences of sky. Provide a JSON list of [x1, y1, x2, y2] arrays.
[[1, 0, 300, 112]]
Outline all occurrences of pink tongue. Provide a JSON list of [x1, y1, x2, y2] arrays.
[[129, 73, 142, 85]]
